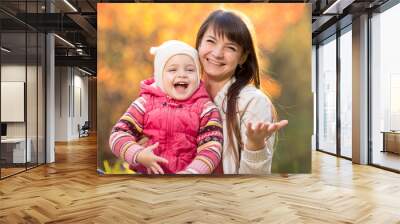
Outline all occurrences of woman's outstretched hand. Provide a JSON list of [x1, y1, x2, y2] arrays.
[[136, 142, 169, 174], [245, 120, 288, 151]]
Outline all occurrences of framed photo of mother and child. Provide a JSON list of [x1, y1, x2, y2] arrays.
[[97, 3, 312, 175]]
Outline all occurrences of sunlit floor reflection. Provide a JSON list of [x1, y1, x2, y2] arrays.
[[372, 150, 400, 171]]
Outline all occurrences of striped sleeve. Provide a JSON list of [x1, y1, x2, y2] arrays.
[[109, 96, 146, 165], [184, 100, 223, 174]]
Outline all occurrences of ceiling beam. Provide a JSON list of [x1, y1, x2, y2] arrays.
[[55, 55, 96, 70], [67, 13, 97, 39]]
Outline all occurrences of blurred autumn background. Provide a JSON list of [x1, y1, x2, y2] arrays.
[[97, 3, 312, 174]]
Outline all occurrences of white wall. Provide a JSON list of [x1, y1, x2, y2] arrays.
[[1, 65, 26, 81], [55, 67, 69, 141], [1, 65, 25, 128], [1, 65, 33, 137], [73, 72, 89, 137], [1, 82, 25, 122], [1, 64, 45, 164], [55, 67, 89, 141]]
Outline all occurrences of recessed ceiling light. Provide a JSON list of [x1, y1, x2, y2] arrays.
[[1, 47, 11, 53], [54, 34, 75, 48], [323, 0, 354, 15], [78, 67, 93, 76], [63, 0, 78, 12]]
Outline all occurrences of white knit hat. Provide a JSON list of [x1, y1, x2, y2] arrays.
[[150, 40, 201, 92]]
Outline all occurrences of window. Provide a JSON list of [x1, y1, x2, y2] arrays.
[[339, 27, 352, 158], [371, 2, 400, 171], [317, 36, 337, 154], [0, 1, 47, 179]]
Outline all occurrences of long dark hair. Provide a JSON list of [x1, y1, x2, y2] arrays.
[[196, 9, 275, 170]]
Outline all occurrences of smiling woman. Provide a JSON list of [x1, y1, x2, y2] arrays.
[[196, 9, 289, 174], [198, 26, 248, 84]]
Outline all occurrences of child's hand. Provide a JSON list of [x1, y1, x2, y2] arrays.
[[245, 120, 288, 151], [136, 142, 168, 174]]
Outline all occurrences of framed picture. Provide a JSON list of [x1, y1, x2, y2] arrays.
[[98, 3, 312, 175]]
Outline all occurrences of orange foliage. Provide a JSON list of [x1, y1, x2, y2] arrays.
[[260, 75, 281, 99], [98, 3, 309, 125]]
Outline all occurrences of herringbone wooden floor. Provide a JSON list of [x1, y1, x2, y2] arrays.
[[1, 135, 400, 224]]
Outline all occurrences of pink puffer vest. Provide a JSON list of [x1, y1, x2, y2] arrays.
[[132, 78, 210, 174]]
